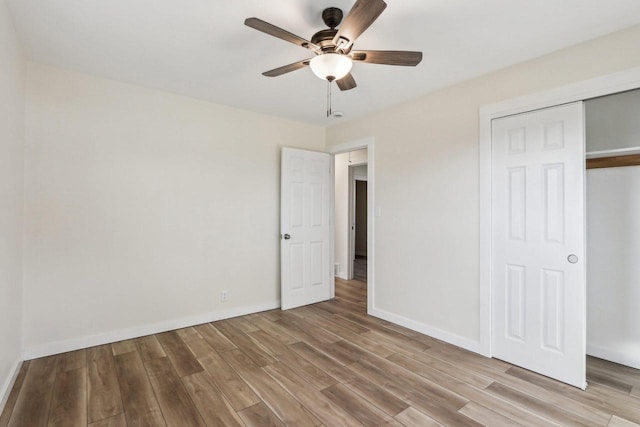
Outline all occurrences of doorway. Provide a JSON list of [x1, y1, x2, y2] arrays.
[[329, 138, 375, 313]]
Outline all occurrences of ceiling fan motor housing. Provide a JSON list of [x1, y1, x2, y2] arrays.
[[312, 8, 351, 53], [322, 7, 343, 29]]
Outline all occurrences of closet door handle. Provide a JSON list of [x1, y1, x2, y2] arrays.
[[567, 254, 578, 264]]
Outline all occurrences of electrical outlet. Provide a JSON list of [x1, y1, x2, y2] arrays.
[[220, 290, 228, 303]]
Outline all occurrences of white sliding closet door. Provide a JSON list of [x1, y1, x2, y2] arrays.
[[491, 102, 586, 389]]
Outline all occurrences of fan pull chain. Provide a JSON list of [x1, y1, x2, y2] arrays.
[[326, 79, 332, 118]]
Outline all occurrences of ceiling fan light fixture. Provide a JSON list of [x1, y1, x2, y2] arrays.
[[310, 53, 352, 81]]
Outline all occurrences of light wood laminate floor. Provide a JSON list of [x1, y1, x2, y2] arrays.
[[1, 278, 639, 426]]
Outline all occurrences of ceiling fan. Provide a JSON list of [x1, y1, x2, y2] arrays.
[[244, 0, 423, 92]]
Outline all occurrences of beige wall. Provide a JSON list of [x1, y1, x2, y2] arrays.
[[22, 62, 325, 356], [586, 89, 640, 152], [0, 0, 25, 408], [326, 24, 640, 344]]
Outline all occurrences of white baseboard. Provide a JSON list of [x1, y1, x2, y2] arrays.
[[23, 301, 280, 360], [0, 358, 22, 416], [336, 273, 348, 280], [368, 306, 483, 355], [587, 343, 640, 369]]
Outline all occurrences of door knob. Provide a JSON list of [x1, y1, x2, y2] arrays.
[[283, 234, 291, 240], [567, 254, 578, 264]]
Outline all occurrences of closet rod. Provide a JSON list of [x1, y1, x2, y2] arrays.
[[587, 153, 640, 169]]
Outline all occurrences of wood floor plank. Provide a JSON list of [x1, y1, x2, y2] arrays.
[[215, 320, 277, 367], [156, 330, 203, 377], [47, 368, 87, 427], [144, 357, 206, 427], [87, 345, 123, 424], [487, 368, 612, 424], [337, 312, 401, 336], [304, 310, 369, 335], [394, 407, 441, 427], [388, 353, 559, 427], [609, 415, 640, 427], [250, 314, 299, 345], [589, 357, 640, 387], [247, 329, 290, 357], [135, 335, 166, 361], [276, 350, 337, 391], [87, 413, 127, 427], [184, 337, 214, 359], [319, 340, 371, 365], [237, 402, 286, 427], [7, 355, 59, 427], [193, 343, 261, 411], [191, 324, 235, 352], [176, 327, 202, 343], [263, 362, 363, 427], [399, 349, 493, 389], [315, 298, 366, 317], [507, 365, 630, 417], [220, 349, 320, 426], [0, 361, 30, 427], [332, 295, 367, 312], [588, 368, 634, 394], [286, 305, 318, 318], [182, 371, 244, 427], [486, 382, 602, 427], [588, 362, 640, 389], [359, 353, 469, 411], [584, 384, 640, 424], [57, 350, 86, 372], [458, 401, 524, 427], [329, 328, 396, 358], [632, 387, 640, 399], [226, 316, 260, 334], [289, 341, 409, 417], [92, 344, 115, 360], [349, 358, 480, 426], [424, 344, 510, 376], [111, 340, 137, 356], [260, 310, 285, 322], [321, 382, 393, 426], [361, 328, 429, 354], [335, 289, 366, 305], [274, 316, 341, 347], [114, 351, 165, 426]]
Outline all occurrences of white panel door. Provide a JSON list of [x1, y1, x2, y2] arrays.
[[492, 102, 586, 388], [281, 147, 332, 310]]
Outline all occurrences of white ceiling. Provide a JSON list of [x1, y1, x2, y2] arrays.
[[7, 0, 640, 126]]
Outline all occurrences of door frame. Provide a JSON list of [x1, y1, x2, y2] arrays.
[[328, 137, 375, 313], [478, 66, 640, 357], [348, 162, 368, 280]]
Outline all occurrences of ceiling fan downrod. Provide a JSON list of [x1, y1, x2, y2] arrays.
[[326, 79, 333, 118]]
